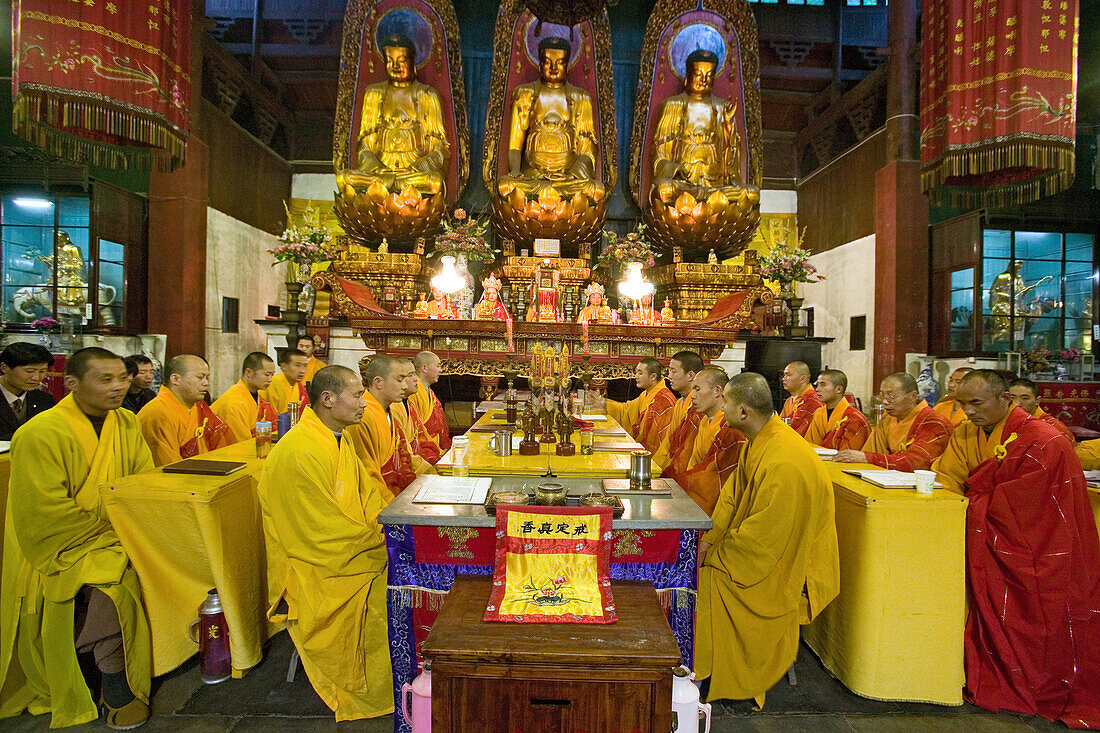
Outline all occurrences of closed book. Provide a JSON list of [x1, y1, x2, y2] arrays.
[[162, 459, 248, 476]]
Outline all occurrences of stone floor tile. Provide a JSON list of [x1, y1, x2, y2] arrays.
[[844, 713, 1036, 732]]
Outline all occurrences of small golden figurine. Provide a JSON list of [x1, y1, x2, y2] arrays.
[[412, 292, 430, 318], [576, 282, 615, 324], [660, 298, 677, 323], [378, 238, 389, 254]]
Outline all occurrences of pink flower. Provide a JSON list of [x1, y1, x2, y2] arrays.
[[454, 208, 467, 220]]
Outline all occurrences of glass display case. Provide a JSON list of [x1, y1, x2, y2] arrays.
[[932, 213, 1097, 356]]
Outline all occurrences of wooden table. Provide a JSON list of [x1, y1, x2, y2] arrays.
[[100, 441, 272, 676], [424, 576, 680, 732], [435, 410, 648, 478], [802, 462, 969, 705], [381, 475, 709, 733]]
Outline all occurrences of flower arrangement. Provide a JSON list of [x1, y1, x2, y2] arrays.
[[269, 203, 338, 265], [758, 247, 825, 285], [1060, 348, 1081, 364], [431, 208, 497, 262], [1023, 348, 1053, 374], [31, 317, 59, 332], [596, 225, 657, 270]]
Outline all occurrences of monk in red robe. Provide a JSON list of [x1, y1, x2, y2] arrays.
[[408, 351, 451, 464], [652, 350, 704, 471], [779, 361, 823, 436], [590, 358, 676, 453], [665, 367, 745, 515], [1008, 378, 1075, 445], [933, 366, 973, 427], [804, 369, 871, 450], [834, 372, 952, 471], [932, 370, 1100, 728]]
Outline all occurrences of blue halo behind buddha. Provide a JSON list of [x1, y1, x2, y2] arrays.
[[375, 9, 434, 68], [523, 18, 578, 67], [669, 24, 726, 79]]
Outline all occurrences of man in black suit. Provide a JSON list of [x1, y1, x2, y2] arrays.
[[0, 342, 56, 440], [122, 354, 157, 414]]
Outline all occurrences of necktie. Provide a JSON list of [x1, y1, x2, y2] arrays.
[[12, 397, 25, 421]]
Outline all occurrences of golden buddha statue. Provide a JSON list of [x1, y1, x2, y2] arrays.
[[493, 36, 606, 249], [425, 286, 459, 320], [576, 282, 613, 323], [645, 49, 760, 256], [43, 230, 88, 310], [660, 298, 676, 323], [988, 260, 1052, 342], [412, 292, 430, 317], [334, 34, 450, 244], [473, 274, 511, 321]]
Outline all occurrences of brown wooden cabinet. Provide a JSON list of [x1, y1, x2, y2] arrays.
[[424, 576, 681, 733]]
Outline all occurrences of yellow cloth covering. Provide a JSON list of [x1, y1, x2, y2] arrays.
[[0, 395, 154, 728], [932, 410, 1013, 495], [211, 380, 274, 444], [347, 392, 397, 493], [257, 408, 394, 720], [933, 397, 968, 426], [652, 393, 693, 469], [1079, 438, 1100, 470], [435, 410, 647, 478], [100, 441, 270, 676], [303, 357, 326, 386], [260, 372, 306, 416], [696, 415, 838, 705], [137, 386, 228, 467], [802, 462, 968, 705]]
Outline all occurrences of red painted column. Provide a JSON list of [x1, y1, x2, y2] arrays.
[[147, 135, 209, 358], [874, 160, 929, 384]]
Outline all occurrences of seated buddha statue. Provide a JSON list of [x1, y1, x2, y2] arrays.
[[473, 274, 511, 321], [499, 36, 605, 204], [576, 282, 613, 323], [334, 34, 450, 242], [646, 49, 760, 254], [425, 286, 459, 320], [629, 293, 666, 326]]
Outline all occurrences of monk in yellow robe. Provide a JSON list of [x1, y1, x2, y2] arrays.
[[211, 352, 278, 444], [137, 355, 231, 466], [652, 350, 703, 470], [666, 367, 745, 515], [696, 372, 839, 706], [393, 359, 436, 479], [1008, 377, 1075, 445], [779, 361, 823, 436], [408, 351, 451, 464], [260, 348, 310, 415], [296, 335, 326, 387], [834, 372, 953, 471], [0, 348, 154, 729], [805, 369, 871, 450], [1077, 438, 1100, 470], [257, 365, 394, 721], [933, 366, 973, 427], [349, 355, 432, 495], [589, 357, 676, 453]]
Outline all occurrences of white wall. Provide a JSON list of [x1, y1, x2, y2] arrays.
[[205, 209, 286, 396], [291, 174, 337, 201], [800, 234, 876, 405]]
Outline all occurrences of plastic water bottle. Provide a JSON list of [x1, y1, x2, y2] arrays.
[[452, 435, 469, 477]]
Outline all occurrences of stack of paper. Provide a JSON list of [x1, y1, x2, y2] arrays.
[[814, 447, 838, 459], [843, 470, 942, 489], [413, 476, 493, 504]]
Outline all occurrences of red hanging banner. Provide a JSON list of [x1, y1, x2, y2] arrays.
[[12, 0, 191, 171], [919, 0, 1078, 208]]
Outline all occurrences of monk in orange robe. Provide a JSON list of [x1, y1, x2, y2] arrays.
[[1008, 378, 1075, 445], [834, 372, 952, 471], [665, 367, 745, 515], [425, 287, 459, 319], [349, 354, 431, 495], [137, 355, 231, 466], [933, 366, 973, 427], [779, 361, 823, 436], [393, 359, 436, 479], [805, 369, 871, 450], [652, 350, 704, 471], [260, 349, 310, 415], [211, 352, 278, 444], [295, 335, 326, 387], [931, 370, 1100, 728], [408, 351, 451, 464], [590, 357, 676, 453]]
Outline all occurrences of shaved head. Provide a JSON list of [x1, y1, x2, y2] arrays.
[[165, 354, 207, 379], [640, 357, 663, 378], [818, 368, 848, 392], [883, 372, 918, 394], [363, 353, 400, 384], [786, 361, 810, 379], [308, 365, 358, 406], [413, 351, 439, 370], [670, 350, 704, 376], [696, 366, 729, 391], [961, 369, 1009, 395], [725, 372, 775, 416]]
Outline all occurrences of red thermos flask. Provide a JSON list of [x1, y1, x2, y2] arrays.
[[189, 589, 232, 684]]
